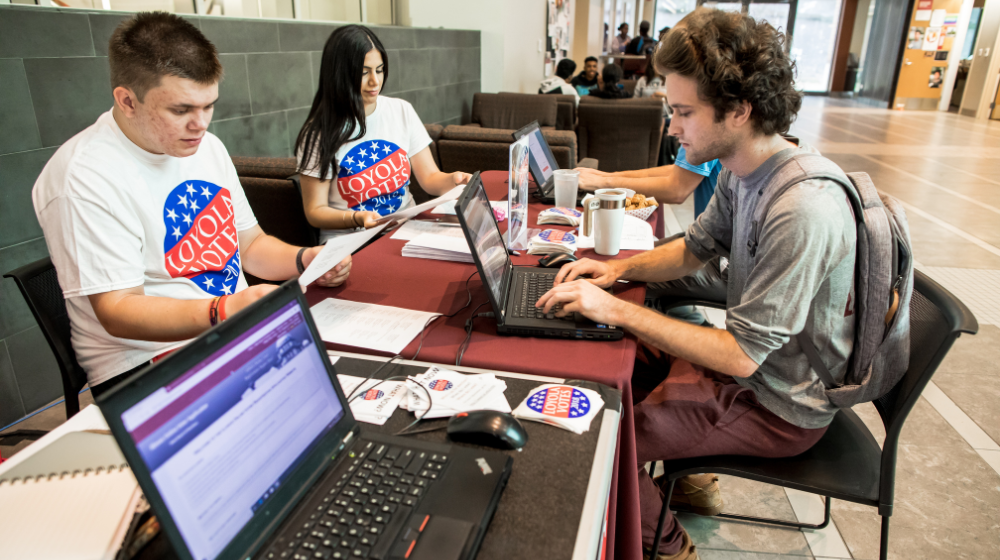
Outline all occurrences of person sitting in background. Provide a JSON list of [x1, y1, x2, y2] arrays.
[[32, 13, 352, 398], [635, 54, 668, 102], [296, 25, 472, 241], [539, 58, 580, 104], [611, 23, 631, 53], [626, 20, 656, 55], [590, 63, 633, 99], [571, 56, 603, 95]]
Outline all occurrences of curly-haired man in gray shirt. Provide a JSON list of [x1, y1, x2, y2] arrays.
[[536, 9, 856, 560]]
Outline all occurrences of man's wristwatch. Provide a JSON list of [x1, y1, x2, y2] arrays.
[[296, 247, 308, 274]]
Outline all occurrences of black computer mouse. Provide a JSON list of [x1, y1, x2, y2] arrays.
[[538, 252, 578, 268], [447, 410, 529, 450]]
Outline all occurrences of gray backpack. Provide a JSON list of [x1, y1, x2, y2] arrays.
[[748, 152, 914, 408]]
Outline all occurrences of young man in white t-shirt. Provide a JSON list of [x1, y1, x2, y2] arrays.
[[32, 13, 351, 396]]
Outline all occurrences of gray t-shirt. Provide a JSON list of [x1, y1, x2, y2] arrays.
[[684, 145, 857, 429]]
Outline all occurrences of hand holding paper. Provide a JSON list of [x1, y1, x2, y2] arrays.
[[375, 185, 465, 224], [298, 223, 388, 287]]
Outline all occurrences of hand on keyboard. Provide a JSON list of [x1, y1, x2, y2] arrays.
[[535, 278, 628, 326], [552, 258, 619, 288]]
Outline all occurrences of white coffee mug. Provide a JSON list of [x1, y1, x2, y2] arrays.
[[581, 188, 626, 256], [552, 169, 580, 209]]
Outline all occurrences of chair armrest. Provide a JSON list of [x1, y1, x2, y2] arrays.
[[658, 297, 727, 312], [541, 129, 577, 147], [577, 158, 599, 169]]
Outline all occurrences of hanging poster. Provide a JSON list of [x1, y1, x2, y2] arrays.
[[928, 67, 945, 88], [930, 9, 947, 26], [922, 27, 941, 51], [915, 0, 932, 21], [908, 27, 925, 49]]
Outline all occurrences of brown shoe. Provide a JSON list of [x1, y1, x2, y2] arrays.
[[643, 525, 699, 560], [656, 473, 724, 517]]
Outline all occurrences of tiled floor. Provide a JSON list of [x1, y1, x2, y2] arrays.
[[2, 97, 999, 559]]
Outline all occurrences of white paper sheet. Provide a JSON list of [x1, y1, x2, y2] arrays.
[[375, 185, 465, 224], [298, 223, 388, 287], [309, 299, 439, 354], [390, 220, 466, 241], [401, 233, 473, 263], [406, 367, 510, 419], [432, 200, 505, 215]]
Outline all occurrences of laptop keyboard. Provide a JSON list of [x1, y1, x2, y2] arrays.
[[511, 272, 562, 319], [262, 440, 449, 560]]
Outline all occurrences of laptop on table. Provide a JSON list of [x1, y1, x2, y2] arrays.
[[455, 172, 623, 341], [512, 121, 586, 205], [99, 282, 512, 560]]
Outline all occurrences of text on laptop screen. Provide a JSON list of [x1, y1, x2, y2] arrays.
[[526, 128, 557, 184], [120, 300, 344, 560], [465, 182, 511, 307]]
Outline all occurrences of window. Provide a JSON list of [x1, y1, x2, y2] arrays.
[[789, 0, 843, 91]]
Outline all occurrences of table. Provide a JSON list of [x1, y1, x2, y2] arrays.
[[305, 170, 658, 560], [132, 354, 623, 560], [332, 353, 621, 560]]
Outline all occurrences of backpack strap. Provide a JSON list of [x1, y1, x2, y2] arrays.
[[747, 153, 863, 257], [747, 152, 862, 389]]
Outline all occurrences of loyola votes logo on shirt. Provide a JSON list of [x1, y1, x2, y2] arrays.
[[162, 180, 241, 296], [336, 140, 411, 215]]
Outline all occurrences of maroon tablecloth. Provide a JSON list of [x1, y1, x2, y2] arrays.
[[305, 170, 653, 560]]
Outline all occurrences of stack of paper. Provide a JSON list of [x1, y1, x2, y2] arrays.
[[528, 229, 578, 255], [401, 367, 510, 419], [432, 200, 505, 216], [512, 384, 605, 434], [538, 207, 582, 226], [390, 220, 464, 241], [337, 375, 407, 425], [401, 233, 473, 263]]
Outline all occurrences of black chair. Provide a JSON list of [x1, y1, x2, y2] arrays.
[[4, 257, 88, 417], [650, 269, 978, 560]]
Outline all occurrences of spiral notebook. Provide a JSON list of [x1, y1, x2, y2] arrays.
[[0, 430, 142, 560]]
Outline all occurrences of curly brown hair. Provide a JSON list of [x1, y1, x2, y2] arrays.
[[655, 8, 801, 135]]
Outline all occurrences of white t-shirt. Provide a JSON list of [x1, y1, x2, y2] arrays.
[[299, 96, 432, 240], [32, 110, 258, 386]]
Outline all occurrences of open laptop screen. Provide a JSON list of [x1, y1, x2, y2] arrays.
[[462, 180, 512, 309], [515, 123, 560, 188], [118, 300, 344, 560]]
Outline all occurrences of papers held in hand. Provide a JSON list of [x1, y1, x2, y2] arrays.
[[374, 185, 466, 224], [298, 223, 388, 287]]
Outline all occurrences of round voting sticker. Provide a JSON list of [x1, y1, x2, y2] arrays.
[[363, 389, 384, 400], [429, 379, 454, 391], [526, 386, 591, 418], [538, 230, 576, 244]]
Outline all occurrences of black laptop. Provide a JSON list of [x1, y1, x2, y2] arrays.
[[99, 281, 512, 560], [455, 173, 623, 341], [512, 121, 585, 204]]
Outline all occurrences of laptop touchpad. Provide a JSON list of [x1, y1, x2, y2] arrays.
[[408, 516, 474, 560]]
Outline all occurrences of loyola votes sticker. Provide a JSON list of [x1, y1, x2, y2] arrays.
[[537, 230, 576, 244], [363, 389, 384, 400], [428, 380, 454, 391], [526, 386, 591, 418]]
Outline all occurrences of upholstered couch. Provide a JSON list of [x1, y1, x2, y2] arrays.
[[576, 96, 664, 172]]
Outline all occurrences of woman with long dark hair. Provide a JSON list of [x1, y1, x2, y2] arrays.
[[296, 25, 471, 240]]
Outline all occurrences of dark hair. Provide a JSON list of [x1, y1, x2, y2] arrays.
[[555, 58, 577, 80], [658, 26, 671, 39], [601, 63, 623, 86], [108, 12, 221, 102], [639, 20, 650, 35], [618, 23, 628, 31], [655, 8, 801, 135], [584, 56, 598, 65], [296, 25, 389, 181]]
